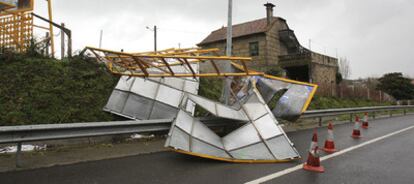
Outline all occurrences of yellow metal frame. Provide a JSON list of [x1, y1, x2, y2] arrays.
[[0, 12, 33, 52], [0, 0, 34, 16], [0, 1, 16, 11], [172, 149, 299, 163], [0, 0, 35, 52], [85, 46, 264, 78], [86, 47, 317, 164], [0, 0, 56, 56], [85, 46, 317, 112]]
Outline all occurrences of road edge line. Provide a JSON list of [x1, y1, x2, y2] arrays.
[[245, 125, 414, 184]]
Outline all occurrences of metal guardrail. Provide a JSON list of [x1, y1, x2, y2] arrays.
[[0, 117, 241, 167], [0, 118, 241, 145], [1, 105, 414, 167], [302, 105, 414, 126]]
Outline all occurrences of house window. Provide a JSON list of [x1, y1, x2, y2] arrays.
[[249, 42, 259, 56]]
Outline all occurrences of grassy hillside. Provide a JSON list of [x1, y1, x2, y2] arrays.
[[308, 96, 392, 110], [0, 52, 393, 126], [0, 53, 121, 126]]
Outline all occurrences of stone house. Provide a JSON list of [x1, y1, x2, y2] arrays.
[[198, 3, 339, 92]]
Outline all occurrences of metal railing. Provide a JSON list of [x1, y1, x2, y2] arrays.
[[302, 105, 414, 126], [1, 105, 414, 167]]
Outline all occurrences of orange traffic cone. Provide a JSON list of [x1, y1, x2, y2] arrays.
[[351, 116, 362, 138], [362, 113, 369, 129], [303, 130, 325, 173], [323, 122, 337, 153]]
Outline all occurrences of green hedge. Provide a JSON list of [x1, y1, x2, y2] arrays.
[[0, 54, 122, 126], [308, 96, 392, 110], [0, 53, 393, 126]]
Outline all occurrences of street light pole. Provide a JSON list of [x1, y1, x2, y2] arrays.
[[99, 30, 103, 48], [226, 0, 232, 57], [147, 25, 157, 53], [154, 25, 157, 53], [223, 0, 233, 105]]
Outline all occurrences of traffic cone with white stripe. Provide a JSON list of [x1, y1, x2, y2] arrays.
[[362, 113, 369, 129], [323, 122, 337, 153], [351, 116, 362, 138], [303, 130, 325, 173]]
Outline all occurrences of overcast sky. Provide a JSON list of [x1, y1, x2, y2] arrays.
[[33, 0, 414, 79]]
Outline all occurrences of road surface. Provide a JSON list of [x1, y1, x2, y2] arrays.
[[1, 115, 414, 184]]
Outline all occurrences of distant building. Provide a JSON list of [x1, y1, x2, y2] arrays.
[[198, 3, 339, 90]]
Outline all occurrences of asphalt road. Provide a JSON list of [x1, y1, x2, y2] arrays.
[[1, 115, 414, 184]]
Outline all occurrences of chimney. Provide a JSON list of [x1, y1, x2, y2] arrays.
[[264, 2, 275, 25]]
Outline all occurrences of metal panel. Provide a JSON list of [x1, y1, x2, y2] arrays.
[[130, 77, 159, 99], [266, 135, 299, 159], [188, 94, 249, 121], [253, 114, 282, 139], [104, 63, 200, 121], [163, 78, 185, 90], [115, 76, 135, 91], [216, 104, 248, 121], [174, 110, 194, 133], [242, 94, 268, 121], [121, 94, 153, 119], [183, 80, 199, 94], [192, 119, 224, 149], [149, 101, 179, 119], [272, 85, 312, 121], [188, 95, 217, 114], [105, 90, 128, 113], [156, 85, 184, 107], [223, 124, 261, 151], [230, 142, 274, 160], [255, 77, 315, 122], [169, 128, 190, 151], [191, 138, 230, 158]]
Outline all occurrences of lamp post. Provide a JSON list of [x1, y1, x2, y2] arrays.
[[146, 25, 157, 53], [223, 0, 233, 105]]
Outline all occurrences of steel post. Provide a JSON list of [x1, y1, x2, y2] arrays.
[[16, 142, 22, 168], [318, 117, 322, 127]]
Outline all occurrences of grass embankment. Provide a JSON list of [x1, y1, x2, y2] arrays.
[[308, 96, 392, 110], [0, 53, 121, 126], [0, 53, 394, 126]]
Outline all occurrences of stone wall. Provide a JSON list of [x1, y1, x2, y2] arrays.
[[311, 62, 338, 95], [265, 19, 289, 68], [199, 18, 290, 72], [198, 18, 339, 93], [200, 33, 267, 68]]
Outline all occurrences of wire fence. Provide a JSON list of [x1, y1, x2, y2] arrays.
[[316, 83, 393, 102]]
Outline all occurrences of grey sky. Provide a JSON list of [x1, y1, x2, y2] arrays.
[[33, 0, 414, 79]]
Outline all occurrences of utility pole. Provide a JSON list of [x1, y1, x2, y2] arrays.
[[223, 0, 233, 105], [226, 0, 233, 57], [147, 25, 157, 53], [99, 30, 103, 48], [61, 23, 65, 59], [154, 25, 157, 53]]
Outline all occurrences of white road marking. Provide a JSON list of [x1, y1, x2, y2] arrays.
[[245, 125, 414, 184]]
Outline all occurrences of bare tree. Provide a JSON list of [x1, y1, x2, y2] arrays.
[[339, 57, 351, 79]]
